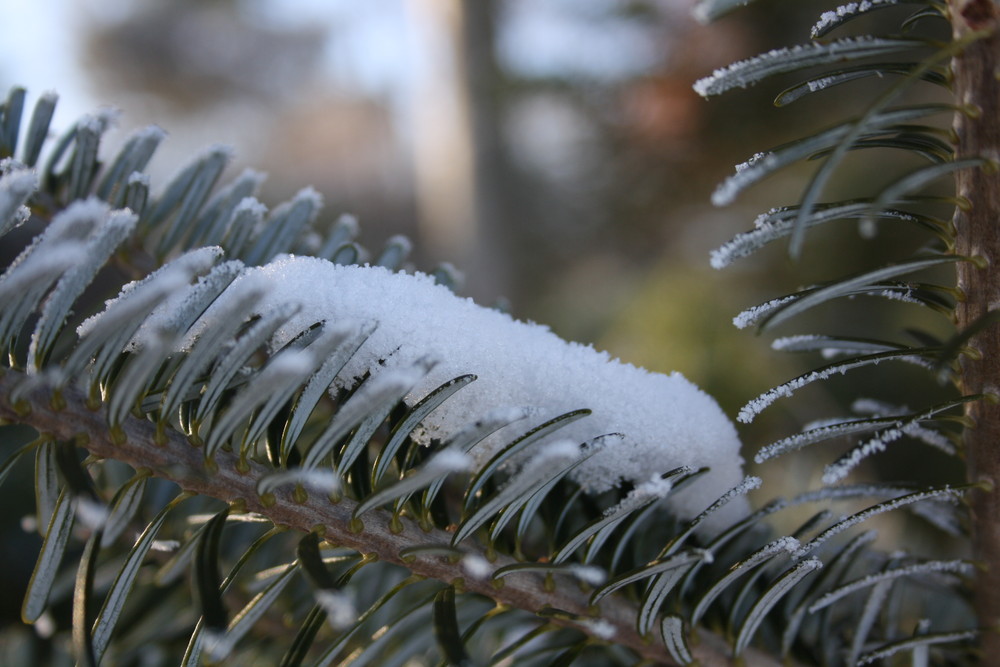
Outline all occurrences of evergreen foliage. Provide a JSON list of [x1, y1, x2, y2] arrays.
[[0, 1, 997, 665]]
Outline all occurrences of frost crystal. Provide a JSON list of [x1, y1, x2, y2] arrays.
[[852, 398, 956, 454], [711, 203, 922, 268], [807, 75, 838, 92], [597, 471, 683, 524], [427, 448, 475, 473], [733, 295, 797, 330], [202, 630, 236, 662], [0, 167, 38, 233], [857, 629, 979, 666], [794, 486, 967, 558], [811, 1, 897, 38], [877, 287, 921, 304], [127, 171, 150, 188], [216, 257, 747, 525], [691, 0, 753, 25], [771, 335, 827, 352], [712, 152, 775, 206], [613, 471, 685, 511], [77, 247, 224, 337], [822, 429, 902, 484], [693, 37, 916, 98]]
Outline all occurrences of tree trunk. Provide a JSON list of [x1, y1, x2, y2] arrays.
[[949, 0, 1000, 654]]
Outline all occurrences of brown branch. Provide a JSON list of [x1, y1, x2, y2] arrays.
[[950, 0, 1000, 655], [0, 368, 785, 667]]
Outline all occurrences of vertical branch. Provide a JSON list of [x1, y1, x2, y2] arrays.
[[950, 0, 1000, 649]]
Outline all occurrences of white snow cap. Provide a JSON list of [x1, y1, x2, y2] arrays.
[[227, 256, 747, 525]]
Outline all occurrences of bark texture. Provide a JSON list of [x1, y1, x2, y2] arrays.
[[950, 0, 1000, 655]]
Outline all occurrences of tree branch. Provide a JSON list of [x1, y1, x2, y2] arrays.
[[0, 368, 786, 667]]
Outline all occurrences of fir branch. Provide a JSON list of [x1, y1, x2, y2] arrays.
[[0, 368, 784, 667]]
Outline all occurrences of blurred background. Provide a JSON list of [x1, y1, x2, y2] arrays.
[[0, 0, 966, 634], [0, 0, 811, 402]]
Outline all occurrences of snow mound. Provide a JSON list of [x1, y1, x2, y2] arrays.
[[201, 256, 748, 525]]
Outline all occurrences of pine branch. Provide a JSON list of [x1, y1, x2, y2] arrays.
[[0, 368, 786, 667]]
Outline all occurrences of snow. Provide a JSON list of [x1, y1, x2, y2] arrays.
[[264, 348, 318, 375], [74, 497, 110, 530], [0, 243, 87, 298], [236, 197, 269, 221], [807, 75, 839, 92], [568, 564, 607, 586], [315, 590, 357, 629], [0, 166, 38, 231], [904, 425, 956, 454], [426, 448, 474, 473], [258, 469, 342, 495], [579, 618, 616, 640], [857, 629, 978, 666], [128, 171, 150, 188], [732, 295, 796, 330], [192, 256, 747, 525], [127, 260, 246, 349], [378, 234, 412, 262], [77, 247, 224, 337], [461, 553, 493, 580]]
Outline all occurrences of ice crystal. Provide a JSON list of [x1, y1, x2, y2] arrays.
[[693, 37, 915, 98], [812, 1, 898, 38]]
